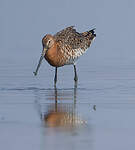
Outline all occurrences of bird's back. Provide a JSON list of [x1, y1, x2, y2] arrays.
[[54, 26, 96, 49], [54, 26, 96, 65]]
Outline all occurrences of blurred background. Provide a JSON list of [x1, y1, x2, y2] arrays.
[[1, 0, 135, 67]]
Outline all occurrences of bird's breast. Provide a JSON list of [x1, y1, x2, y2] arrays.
[[45, 44, 66, 67], [44, 43, 86, 67]]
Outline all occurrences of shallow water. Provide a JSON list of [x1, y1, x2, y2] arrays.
[[0, 55, 135, 150]]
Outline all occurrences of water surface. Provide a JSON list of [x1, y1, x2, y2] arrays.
[[0, 57, 135, 150]]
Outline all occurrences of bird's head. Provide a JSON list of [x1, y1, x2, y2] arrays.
[[42, 34, 55, 50], [33, 34, 55, 76]]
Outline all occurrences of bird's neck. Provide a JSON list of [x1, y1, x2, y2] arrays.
[[45, 43, 60, 66]]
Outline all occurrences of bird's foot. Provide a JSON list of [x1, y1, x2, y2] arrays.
[[74, 76, 78, 82]]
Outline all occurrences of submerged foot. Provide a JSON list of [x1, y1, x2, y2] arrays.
[[74, 76, 78, 82]]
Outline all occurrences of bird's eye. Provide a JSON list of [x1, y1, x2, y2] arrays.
[[48, 40, 51, 44]]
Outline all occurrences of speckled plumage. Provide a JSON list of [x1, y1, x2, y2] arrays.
[[53, 26, 96, 65], [34, 26, 96, 84]]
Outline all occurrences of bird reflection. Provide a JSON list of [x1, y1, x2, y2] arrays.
[[42, 86, 86, 128]]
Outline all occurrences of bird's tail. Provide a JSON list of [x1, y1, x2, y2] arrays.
[[82, 28, 96, 40]]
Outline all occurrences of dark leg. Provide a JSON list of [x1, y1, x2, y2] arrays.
[[54, 67, 57, 85], [73, 64, 78, 82]]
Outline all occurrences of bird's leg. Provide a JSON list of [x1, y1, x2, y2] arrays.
[[54, 67, 57, 86], [73, 64, 78, 82]]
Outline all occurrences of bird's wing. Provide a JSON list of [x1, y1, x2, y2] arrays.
[[54, 26, 76, 40], [54, 26, 83, 49]]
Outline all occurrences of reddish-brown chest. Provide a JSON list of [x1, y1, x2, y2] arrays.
[[45, 43, 66, 67]]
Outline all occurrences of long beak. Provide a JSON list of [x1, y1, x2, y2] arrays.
[[33, 48, 47, 76]]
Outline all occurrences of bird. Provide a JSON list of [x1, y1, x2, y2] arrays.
[[33, 26, 96, 85]]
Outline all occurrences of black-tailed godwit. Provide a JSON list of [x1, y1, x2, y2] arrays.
[[34, 26, 96, 85]]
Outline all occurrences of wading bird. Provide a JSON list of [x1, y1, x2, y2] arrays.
[[33, 26, 96, 85]]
